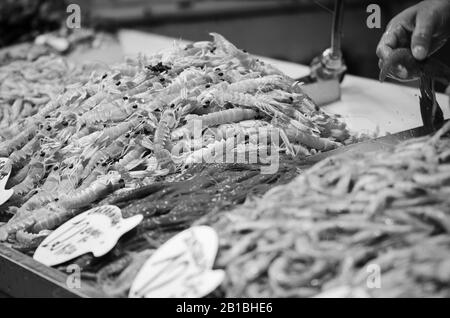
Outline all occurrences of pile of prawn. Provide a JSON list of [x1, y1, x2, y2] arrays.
[[0, 33, 353, 246], [0, 55, 95, 132], [197, 122, 450, 298]]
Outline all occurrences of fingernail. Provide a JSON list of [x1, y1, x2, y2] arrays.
[[413, 46, 427, 60]]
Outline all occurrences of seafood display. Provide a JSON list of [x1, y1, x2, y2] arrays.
[[0, 55, 98, 132], [4, 29, 445, 299], [194, 122, 450, 298], [0, 33, 352, 250], [53, 160, 302, 297]]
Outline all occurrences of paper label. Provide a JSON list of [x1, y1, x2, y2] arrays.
[[129, 226, 223, 298], [0, 158, 13, 206], [34, 205, 143, 267]]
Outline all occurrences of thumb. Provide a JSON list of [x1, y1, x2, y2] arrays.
[[411, 10, 436, 60]]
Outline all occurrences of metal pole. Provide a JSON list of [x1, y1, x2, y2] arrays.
[[331, 0, 344, 59]]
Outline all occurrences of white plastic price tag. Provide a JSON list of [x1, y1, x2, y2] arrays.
[[129, 226, 224, 298], [34, 205, 143, 267], [0, 158, 13, 206]]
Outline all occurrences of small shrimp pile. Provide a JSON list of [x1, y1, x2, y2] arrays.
[[0, 27, 105, 66], [0, 55, 99, 133], [198, 122, 450, 298], [0, 33, 352, 248]]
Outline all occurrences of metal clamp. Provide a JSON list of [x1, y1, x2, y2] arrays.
[[310, 0, 347, 82]]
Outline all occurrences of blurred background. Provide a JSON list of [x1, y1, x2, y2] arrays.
[[1, 0, 449, 82]]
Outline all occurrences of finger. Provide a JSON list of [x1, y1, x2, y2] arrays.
[[376, 24, 408, 60], [376, 45, 393, 63], [376, 31, 395, 60], [411, 10, 437, 60]]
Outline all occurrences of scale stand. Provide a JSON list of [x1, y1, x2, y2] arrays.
[[300, 0, 347, 106]]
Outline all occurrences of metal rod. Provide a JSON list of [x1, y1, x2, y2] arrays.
[[331, 0, 344, 58]]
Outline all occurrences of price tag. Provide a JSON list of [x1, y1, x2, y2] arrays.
[[34, 205, 143, 267], [129, 226, 224, 298], [0, 158, 13, 206]]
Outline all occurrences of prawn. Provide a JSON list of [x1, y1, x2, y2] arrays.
[[55, 158, 85, 193], [202, 90, 314, 133], [78, 101, 139, 126], [153, 109, 178, 169], [0, 124, 38, 157], [15, 229, 52, 248], [114, 144, 147, 171], [75, 92, 112, 114], [186, 108, 258, 130], [30, 204, 77, 234], [183, 138, 237, 167], [9, 161, 45, 203], [19, 165, 61, 211], [8, 134, 42, 170], [97, 117, 142, 145], [81, 135, 129, 180], [226, 75, 287, 94], [58, 172, 124, 210], [283, 124, 340, 151], [159, 68, 207, 95]]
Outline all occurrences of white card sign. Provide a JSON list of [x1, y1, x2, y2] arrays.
[[129, 226, 224, 298], [34, 205, 143, 267], [0, 158, 13, 206]]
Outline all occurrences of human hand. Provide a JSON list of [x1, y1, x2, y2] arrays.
[[377, 0, 450, 71]]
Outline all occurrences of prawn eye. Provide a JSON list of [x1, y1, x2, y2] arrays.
[[215, 68, 221, 71], [44, 115, 51, 119], [40, 151, 46, 157], [62, 121, 68, 126], [101, 162, 108, 167], [132, 104, 138, 109], [205, 84, 211, 88], [170, 103, 175, 108], [125, 133, 130, 138], [116, 81, 121, 86], [123, 96, 129, 100], [53, 166, 59, 171], [68, 164, 74, 169], [159, 78, 165, 82], [46, 126, 52, 131], [54, 198, 59, 202], [218, 72, 224, 77]]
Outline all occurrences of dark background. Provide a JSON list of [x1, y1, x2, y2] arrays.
[[1, 0, 449, 82]]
